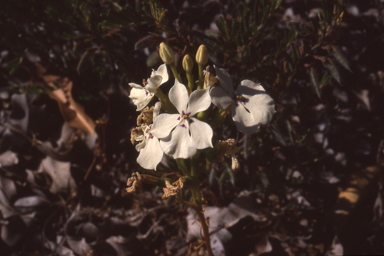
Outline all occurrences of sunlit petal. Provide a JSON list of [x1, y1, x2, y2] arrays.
[[232, 103, 260, 134], [169, 80, 189, 114], [150, 113, 180, 139], [159, 121, 196, 159], [137, 135, 163, 170], [187, 89, 211, 116], [189, 118, 213, 149]]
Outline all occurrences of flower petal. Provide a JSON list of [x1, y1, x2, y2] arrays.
[[150, 113, 180, 139], [246, 94, 275, 125], [135, 139, 146, 151], [137, 135, 163, 170], [159, 121, 196, 159], [129, 87, 153, 111], [189, 118, 213, 149], [187, 89, 211, 116], [232, 103, 260, 134], [236, 80, 266, 99], [129, 83, 143, 89], [169, 80, 188, 114], [214, 66, 234, 95], [153, 101, 161, 120], [154, 64, 169, 85], [146, 75, 162, 92], [210, 86, 233, 109]]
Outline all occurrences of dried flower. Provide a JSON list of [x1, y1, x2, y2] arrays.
[[203, 67, 217, 89], [130, 127, 144, 145], [126, 172, 142, 193], [162, 178, 184, 199], [216, 139, 240, 171]]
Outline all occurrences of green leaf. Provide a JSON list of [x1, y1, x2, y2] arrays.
[[209, 168, 216, 185], [135, 35, 159, 50], [271, 124, 286, 146], [310, 67, 321, 99], [146, 51, 160, 67], [331, 46, 351, 72], [326, 58, 341, 84], [77, 50, 93, 75], [259, 171, 269, 188], [189, 31, 224, 52], [261, 5, 270, 25], [320, 71, 332, 88], [215, 17, 227, 35], [7, 56, 23, 75], [225, 163, 235, 186], [218, 171, 226, 184]]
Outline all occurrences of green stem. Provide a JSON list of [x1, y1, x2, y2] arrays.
[[170, 63, 182, 83], [155, 88, 177, 113], [176, 159, 191, 176], [210, 108, 228, 129], [197, 64, 204, 90], [186, 72, 194, 94]]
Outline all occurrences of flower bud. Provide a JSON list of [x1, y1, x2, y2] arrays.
[[159, 42, 175, 64], [195, 45, 208, 65], [182, 54, 193, 73]]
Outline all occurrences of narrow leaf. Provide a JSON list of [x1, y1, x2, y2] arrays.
[[225, 163, 235, 186], [331, 46, 351, 72], [310, 67, 321, 98], [326, 58, 341, 84], [271, 124, 287, 146], [320, 71, 332, 88]]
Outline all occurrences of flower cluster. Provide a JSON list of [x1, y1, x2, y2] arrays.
[[128, 43, 275, 171]]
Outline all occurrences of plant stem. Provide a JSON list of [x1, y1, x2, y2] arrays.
[[155, 89, 177, 113], [191, 186, 214, 256], [197, 64, 204, 90], [189, 151, 213, 256], [186, 72, 194, 94], [170, 63, 182, 83]]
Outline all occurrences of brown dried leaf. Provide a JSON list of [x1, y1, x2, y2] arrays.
[[41, 75, 96, 135]]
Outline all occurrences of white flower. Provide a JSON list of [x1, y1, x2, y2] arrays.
[[210, 66, 275, 134], [129, 64, 169, 111], [150, 80, 213, 159], [135, 102, 164, 170]]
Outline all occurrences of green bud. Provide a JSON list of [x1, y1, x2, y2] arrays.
[[182, 54, 194, 73], [159, 42, 175, 64], [195, 45, 208, 65]]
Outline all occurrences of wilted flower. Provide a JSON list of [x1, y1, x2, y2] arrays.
[[126, 172, 142, 193], [150, 80, 213, 159], [129, 64, 169, 111], [162, 178, 184, 199], [203, 67, 217, 89], [137, 102, 161, 126], [210, 66, 275, 134], [216, 139, 240, 171]]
